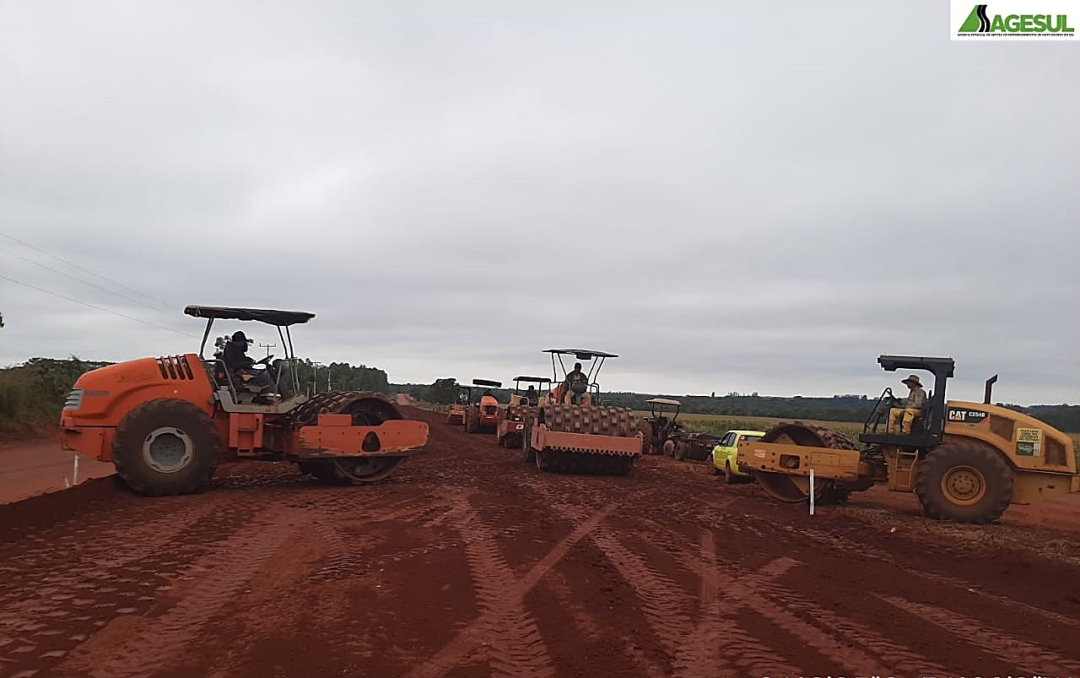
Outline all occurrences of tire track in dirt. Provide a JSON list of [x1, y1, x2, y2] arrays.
[[622, 636, 668, 678], [586, 528, 695, 658], [640, 517, 931, 677], [642, 523, 806, 675], [369, 538, 463, 567], [670, 531, 733, 678], [790, 523, 1080, 632], [671, 531, 801, 678], [522, 477, 714, 670], [540, 569, 602, 645], [517, 471, 954, 676], [400, 502, 616, 678], [0, 499, 224, 666], [74, 509, 302, 678], [451, 495, 555, 678], [307, 521, 363, 583], [519, 475, 712, 670], [917, 570, 1080, 630], [302, 495, 435, 582], [526, 478, 816, 675], [877, 594, 1080, 675], [760, 580, 950, 677]]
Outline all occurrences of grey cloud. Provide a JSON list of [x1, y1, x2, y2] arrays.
[[1, 0, 1076, 406]]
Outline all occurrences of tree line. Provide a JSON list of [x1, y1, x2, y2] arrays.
[[0, 356, 391, 431], [0, 358, 114, 431], [398, 378, 1080, 432], [2, 358, 1078, 434], [291, 359, 390, 395]]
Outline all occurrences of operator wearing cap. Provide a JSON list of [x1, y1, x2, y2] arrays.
[[223, 330, 272, 391], [887, 374, 927, 435]]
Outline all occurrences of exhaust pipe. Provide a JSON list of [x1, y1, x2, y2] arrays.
[[984, 374, 998, 404]]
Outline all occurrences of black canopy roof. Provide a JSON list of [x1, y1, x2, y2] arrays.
[[184, 305, 315, 327], [543, 348, 618, 359], [513, 375, 552, 383], [472, 378, 502, 387]]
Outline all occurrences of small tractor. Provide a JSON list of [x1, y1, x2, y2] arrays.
[[522, 349, 642, 475], [635, 397, 724, 461], [737, 355, 1080, 523], [59, 305, 430, 495], [464, 378, 502, 434], [497, 376, 552, 448], [636, 398, 686, 455]]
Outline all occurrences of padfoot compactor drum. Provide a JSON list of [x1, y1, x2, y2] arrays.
[[522, 349, 642, 476]]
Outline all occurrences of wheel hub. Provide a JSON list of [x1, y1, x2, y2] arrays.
[[941, 465, 986, 505], [142, 427, 194, 474]]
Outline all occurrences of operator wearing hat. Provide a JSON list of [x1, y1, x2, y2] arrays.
[[887, 374, 927, 435], [223, 330, 272, 391]]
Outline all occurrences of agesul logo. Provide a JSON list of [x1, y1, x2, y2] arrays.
[[951, 0, 1077, 39]]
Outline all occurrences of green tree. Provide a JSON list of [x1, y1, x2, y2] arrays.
[[427, 378, 461, 404]]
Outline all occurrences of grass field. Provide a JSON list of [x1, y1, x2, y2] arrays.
[[640, 411, 1080, 467], [632, 411, 866, 441]]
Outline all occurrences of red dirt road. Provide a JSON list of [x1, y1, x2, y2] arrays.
[[0, 439, 114, 505], [2, 406, 1080, 678]]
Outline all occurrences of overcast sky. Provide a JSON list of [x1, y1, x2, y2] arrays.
[[1, 1, 1077, 404]]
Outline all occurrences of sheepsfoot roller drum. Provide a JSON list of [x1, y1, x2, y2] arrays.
[[290, 392, 429, 484], [742, 423, 872, 505], [522, 403, 643, 476]]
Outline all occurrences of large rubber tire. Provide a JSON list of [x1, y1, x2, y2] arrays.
[[673, 441, 687, 461], [113, 398, 220, 496], [709, 454, 722, 476], [465, 407, 480, 434], [522, 422, 536, 464], [914, 441, 1014, 524], [662, 440, 676, 458]]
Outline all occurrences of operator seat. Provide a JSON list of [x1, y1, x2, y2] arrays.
[[567, 380, 588, 404]]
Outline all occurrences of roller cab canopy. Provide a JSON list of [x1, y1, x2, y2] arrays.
[[645, 397, 682, 418], [472, 379, 502, 388], [513, 376, 553, 383], [185, 305, 315, 327], [543, 348, 620, 400], [646, 398, 683, 407], [544, 349, 618, 360], [186, 305, 316, 359]]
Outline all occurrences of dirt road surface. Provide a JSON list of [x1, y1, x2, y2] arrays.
[[2, 406, 1079, 678], [0, 439, 114, 505]]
